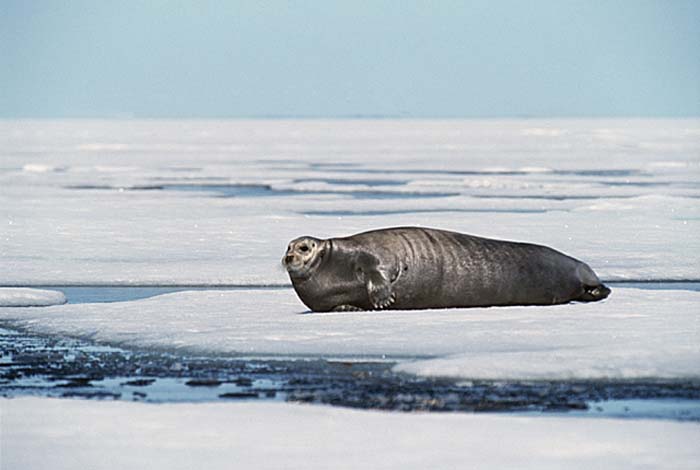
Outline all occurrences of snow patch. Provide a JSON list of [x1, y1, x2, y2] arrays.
[[647, 161, 689, 169], [0, 288, 67, 307], [520, 128, 565, 137], [21, 164, 64, 173], [519, 166, 553, 173], [76, 143, 130, 151]]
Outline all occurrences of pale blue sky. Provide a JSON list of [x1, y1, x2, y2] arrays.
[[1, 0, 698, 118]]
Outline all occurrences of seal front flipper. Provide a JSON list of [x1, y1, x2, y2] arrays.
[[354, 252, 396, 310], [367, 275, 395, 309]]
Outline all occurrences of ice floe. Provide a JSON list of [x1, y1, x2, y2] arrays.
[[1, 119, 698, 285], [0, 288, 67, 307], [3, 397, 699, 470], [1, 288, 697, 380]]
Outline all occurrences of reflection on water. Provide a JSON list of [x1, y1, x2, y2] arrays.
[[606, 281, 700, 292], [577, 399, 700, 421], [32, 285, 286, 304]]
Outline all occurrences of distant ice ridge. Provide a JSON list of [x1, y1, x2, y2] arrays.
[[1, 288, 697, 380], [0, 288, 67, 307]]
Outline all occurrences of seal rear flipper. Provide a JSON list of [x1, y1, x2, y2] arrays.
[[577, 284, 611, 302], [573, 263, 610, 302]]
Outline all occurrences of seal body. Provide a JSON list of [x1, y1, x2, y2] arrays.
[[283, 227, 610, 312]]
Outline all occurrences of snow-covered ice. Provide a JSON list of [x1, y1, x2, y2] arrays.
[[1, 287, 698, 380], [1, 119, 699, 285], [0, 288, 66, 307], [2, 397, 699, 470]]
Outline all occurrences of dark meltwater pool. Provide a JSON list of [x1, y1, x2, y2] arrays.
[[1, 326, 699, 419]]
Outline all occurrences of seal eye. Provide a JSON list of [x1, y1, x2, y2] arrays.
[[299, 245, 309, 253]]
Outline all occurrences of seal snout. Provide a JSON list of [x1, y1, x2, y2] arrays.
[[282, 250, 297, 270]]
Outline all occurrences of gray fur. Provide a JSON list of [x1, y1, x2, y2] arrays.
[[282, 226, 610, 312]]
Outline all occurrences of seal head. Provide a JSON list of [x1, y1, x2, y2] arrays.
[[282, 236, 327, 279]]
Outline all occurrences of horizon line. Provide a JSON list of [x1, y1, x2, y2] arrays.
[[1, 114, 699, 121]]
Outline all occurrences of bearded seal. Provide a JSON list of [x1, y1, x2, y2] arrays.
[[282, 226, 610, 312]]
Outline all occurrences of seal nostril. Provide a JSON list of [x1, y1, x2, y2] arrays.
[[285, 255, 294, 263]]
